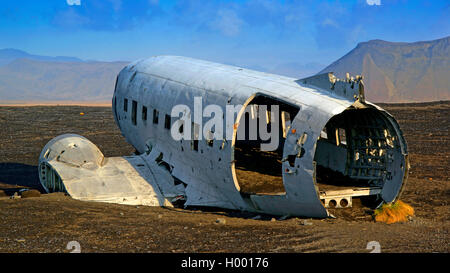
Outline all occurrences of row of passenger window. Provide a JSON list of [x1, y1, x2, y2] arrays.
[[124, 98, 171, 129], [123, 97, 216, 153]]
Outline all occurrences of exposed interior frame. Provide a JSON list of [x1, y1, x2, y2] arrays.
[[314, 106, 402, 208], [232, 94, 300, 195], [39, 162, 67, 193]]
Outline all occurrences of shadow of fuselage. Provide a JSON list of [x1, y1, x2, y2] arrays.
[[0, 163, 44, 195]]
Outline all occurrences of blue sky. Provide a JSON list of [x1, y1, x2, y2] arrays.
[[0, 0, 448, 74]]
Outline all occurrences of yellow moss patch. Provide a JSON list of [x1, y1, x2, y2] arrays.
[[374, 200, 414, 224]]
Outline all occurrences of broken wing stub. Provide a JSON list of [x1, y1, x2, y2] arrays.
[[38, 134, 184, 207]]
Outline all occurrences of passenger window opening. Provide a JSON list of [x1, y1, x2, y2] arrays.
[[153, 109, 159, 124], [131, 100, 137, 126], [191, 123, 200, 152], [113, 96, 119, 122], [164, 114, 171, 129], [124, 98, 128, 112], [192, 140, 199, 151], [142, 106, 147, 122], [281, 111, 291, 138]]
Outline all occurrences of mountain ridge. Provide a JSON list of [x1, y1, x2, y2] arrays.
[[0, 48, 85, 66], [0, 37, 449, 103], [0, 58, 128, 101], [319, 36, 450, 102]]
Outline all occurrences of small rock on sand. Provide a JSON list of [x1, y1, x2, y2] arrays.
[[215, 218, 226, 224], [299, 219, 313, 226]]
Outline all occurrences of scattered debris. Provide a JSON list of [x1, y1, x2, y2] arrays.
[[10, 192, 21, 199], [158, 214, 163, 219], [15, 239, 26, 243], [299, 219, 313, 226], [278, 215, 290, 221], [215, 218, 226, 224], [251, 215, 262, 220], [119, 212, 124, 216], [270, 218, 276, 222]]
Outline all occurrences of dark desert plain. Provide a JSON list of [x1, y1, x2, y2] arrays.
[[0, 101, 448, 253]]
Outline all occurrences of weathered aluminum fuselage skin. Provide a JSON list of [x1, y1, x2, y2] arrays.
[[110, 56, 408, 217]]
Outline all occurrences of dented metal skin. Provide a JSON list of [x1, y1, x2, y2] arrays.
[[39, 56, 409, 218]]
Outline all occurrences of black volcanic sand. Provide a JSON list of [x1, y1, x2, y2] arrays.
[[0, 102, 448, 253]]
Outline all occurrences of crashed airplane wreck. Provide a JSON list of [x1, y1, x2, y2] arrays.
[[38, 56, 409, 218]]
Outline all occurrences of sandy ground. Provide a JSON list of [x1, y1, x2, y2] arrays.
[[0, 102, 448, 253]]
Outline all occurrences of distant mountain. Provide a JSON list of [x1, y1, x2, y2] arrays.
[[0, 58, 128, 101], [0, 48, 84, 66], [319, 36, 450, 102], [2, 39, 449, 103]]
